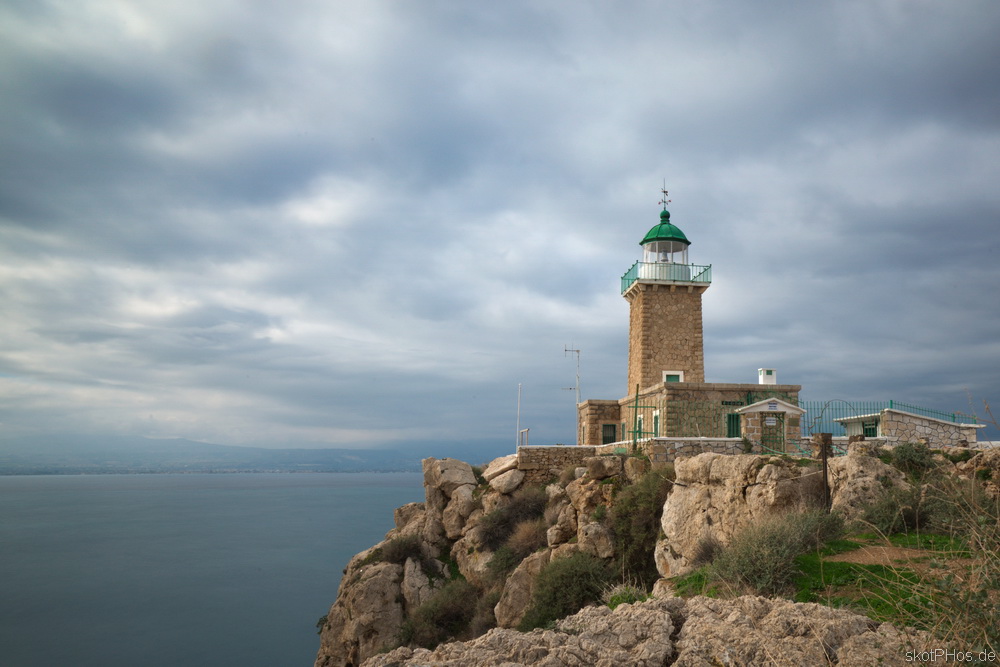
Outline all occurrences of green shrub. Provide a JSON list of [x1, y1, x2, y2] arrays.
[[942, 449, 974, 464], [507, 517, 547, 558], [602, 582, 650, 609], [861, 485, 935, 535], [691, 534, 722, 566], [710, 509, 844, 596], [479, 486, 548, 551], [517, 552, 614, 631], [398, 578, 477, 649], [889, 442, 936, 481], [486, 545, 521, 581], [608, 471, 673, 587], [468, 589, 502, 637], [381, 535, 424, 565]]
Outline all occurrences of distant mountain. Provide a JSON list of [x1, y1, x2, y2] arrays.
[[0, 434, 514, 475]]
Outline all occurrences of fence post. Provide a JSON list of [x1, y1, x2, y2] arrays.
[[811, 433, 833, 511]]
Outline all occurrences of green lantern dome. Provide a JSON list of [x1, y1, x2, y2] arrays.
[[640, 209, 690, 247]]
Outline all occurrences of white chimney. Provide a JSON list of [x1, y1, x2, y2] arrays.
[[758, 368, 777, 385]]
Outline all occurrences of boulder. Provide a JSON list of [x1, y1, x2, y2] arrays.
[[489, 468, 525, 494], [449, 535, 492, 588], [585, 455, 624, 480], [494, 549, 551, 628], [545, 501, 577, 547], [565, 478, 606, 517], [423, 457, 478, 498], [482, 453, 518, 481], [827, 452, 910, 520], [624, 456, 651, 483], [441, 484, 477, 539], [577, 521, 614, 559]]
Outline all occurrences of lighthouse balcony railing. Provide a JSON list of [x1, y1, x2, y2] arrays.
[[621, 262, 712, 294]]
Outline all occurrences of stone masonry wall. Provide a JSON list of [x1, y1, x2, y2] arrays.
[[879, 409, 980, 446], [577, 400, 623, 446], [625, 283, 707, 393], [596, 437, 748, 465], [516, 446, 596, 483]]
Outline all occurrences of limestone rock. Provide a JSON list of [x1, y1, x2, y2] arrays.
[[565, 478, 605, 518], [315, 561, 404, 667], [494, 549, 551, 628], [423, 457, 478, 498], [393, 502, 425, 531], [482, 453, 518, 481], [827, 452, 910, 520], [657, 453, 823, 577], [368, 597, 679, 666], [544, 482, 566, 501], [441, 484, 477, 539], [957, 448, 1000, 497], [577, 521, 614, 559], [400, 557, 441, 610], [585, 455, 624, 480], [488, 468, 525, 494], [624, 456, 651, 482], [673, 595, 933, 667], [449, 535, 492, 588], [360, 595, 935, 667], [481, 489, 510, 515]]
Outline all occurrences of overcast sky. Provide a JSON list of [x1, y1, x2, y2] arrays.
[[2, 1, 998, 452]]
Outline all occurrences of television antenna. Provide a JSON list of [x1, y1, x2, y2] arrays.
[[563, 345, 581, 405]]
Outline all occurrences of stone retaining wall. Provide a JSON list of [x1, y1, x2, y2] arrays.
[[516, 446, 596, 483], [595, 437, 749, 465]]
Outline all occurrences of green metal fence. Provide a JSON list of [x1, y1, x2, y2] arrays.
[[799, 400, 979, 438]]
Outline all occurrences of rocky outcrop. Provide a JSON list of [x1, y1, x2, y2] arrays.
[[956, 447, 1000, 497], [656, 453, 824, 577], [362, 595, 934, 667], [315, 559, 406, 667], [493, 549, 551, 628], [318, 449, 944, 667], [827, 451, 910, 519]]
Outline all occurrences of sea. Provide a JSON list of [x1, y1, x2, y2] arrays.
[[0, 472, 425, 667]]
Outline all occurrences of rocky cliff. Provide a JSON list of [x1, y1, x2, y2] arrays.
[[314, 449, 928, 667]]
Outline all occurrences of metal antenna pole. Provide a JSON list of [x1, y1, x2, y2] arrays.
[[516, 383, 522, 448], [563, 345, 581, 405]]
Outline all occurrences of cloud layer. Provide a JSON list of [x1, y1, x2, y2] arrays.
[[2, 1, 998, 448]]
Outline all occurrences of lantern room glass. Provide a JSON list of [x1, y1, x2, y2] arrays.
[[642, 240, 688, 265]]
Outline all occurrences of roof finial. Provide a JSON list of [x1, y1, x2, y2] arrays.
[[659, 180, 671, 211]]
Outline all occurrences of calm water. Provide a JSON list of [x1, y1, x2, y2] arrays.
[[0, 473, 425, 667]]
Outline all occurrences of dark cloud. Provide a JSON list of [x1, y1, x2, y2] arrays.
[[1, 1, 998, 447]]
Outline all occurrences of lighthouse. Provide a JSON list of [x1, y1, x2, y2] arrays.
[[576, 187, 801, 449], [621, 202, 712, 392]]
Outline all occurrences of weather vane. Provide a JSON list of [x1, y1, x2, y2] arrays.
[[659, 180, 671, 211]]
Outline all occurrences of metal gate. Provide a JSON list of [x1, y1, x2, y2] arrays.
[[760, 413, 786, 453]]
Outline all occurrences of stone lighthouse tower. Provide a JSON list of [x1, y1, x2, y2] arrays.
[[621, 197, 712, 393]]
